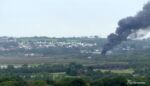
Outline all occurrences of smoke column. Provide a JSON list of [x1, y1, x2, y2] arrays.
[[102, 2, 150, 55]]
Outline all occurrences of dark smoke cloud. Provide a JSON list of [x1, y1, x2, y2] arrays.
[[102, 2, 150, 55]]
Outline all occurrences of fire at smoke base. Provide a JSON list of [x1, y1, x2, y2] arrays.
[[102, 2, 150, 55]]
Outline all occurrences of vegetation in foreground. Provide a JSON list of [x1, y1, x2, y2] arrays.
[[0, 76, 149, 86], [0, 62, 149, 86]]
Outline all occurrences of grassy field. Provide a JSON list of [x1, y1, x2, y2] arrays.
[[100, 69, 134, 74], [0, 56, 128, 65]]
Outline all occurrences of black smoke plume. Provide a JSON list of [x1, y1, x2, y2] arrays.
[[102, 2, 150, 55]]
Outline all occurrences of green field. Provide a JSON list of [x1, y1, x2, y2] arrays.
[[0, 55, 129, 65], [100, 69, 134, 74]]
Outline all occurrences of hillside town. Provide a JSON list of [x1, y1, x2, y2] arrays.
[[0, 36, 150, 57]]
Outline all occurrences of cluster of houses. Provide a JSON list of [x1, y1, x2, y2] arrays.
[[0, 37, 101, 55], [18, 41, 97, 49], [1, 36, 150, 56]]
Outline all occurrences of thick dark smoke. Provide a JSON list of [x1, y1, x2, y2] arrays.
[[102, 2, 150, 55]]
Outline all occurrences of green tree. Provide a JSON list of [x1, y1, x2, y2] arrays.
[[57, 78, 88, 86], [66, 63, 84, 76]]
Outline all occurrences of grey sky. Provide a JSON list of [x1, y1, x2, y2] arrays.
[[0, 0, 149, 37]]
